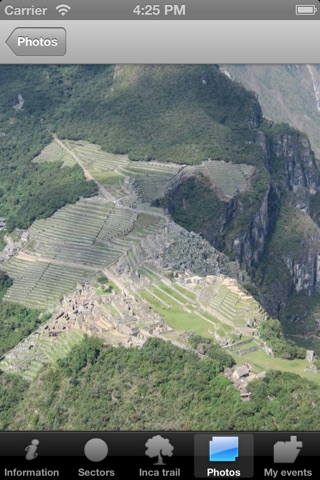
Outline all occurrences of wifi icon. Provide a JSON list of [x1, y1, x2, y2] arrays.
[[56, 4, 71, 16]]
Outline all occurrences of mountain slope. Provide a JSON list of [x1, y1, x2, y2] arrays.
[[6, 336, 320, 431], [2, 64, 320, 352], [220, 64, 320, 159]]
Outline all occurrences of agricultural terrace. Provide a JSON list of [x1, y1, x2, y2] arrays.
[[33, 140, 253, 204], [3, 196, 164, 309], [3, 137, 184, 310], [56, 139, 181, 204], [202, 160, 255, 198], [137, 265, 320, 384], [26, 198, 136, 267], [4, 258, 89, 309], [0, 328, 85, 381], [139, 265, 264, 356], [33, 140, 76, 167], [199, 278, 265, 329]]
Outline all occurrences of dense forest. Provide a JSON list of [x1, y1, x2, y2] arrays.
[[0, 271, 43, 357], [2, 336, 320, 431], [0, 67, 97, 232]]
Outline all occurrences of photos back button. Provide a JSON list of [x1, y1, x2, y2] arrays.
[[6, 28, 66, 56]]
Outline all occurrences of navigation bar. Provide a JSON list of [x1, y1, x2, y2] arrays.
[[1, 20, 320, 64]]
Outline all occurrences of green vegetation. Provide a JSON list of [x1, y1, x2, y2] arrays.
[[33, 140, 75, 167], [0, 372, 28, 429], [261, 120, 302, 142], [1, 64, 320, 430], [309, 192, 320, 227], [166, 165, 270, 256], [0, 66, 98, 232], [166, 174, 226, 238], [95, 273, 118, 295], [0, 329, 86, 382], [55, 65, 263, 165], [5, 336, 320, 431], [5, 164, 97, 232], [0, 271, 42, 356], [0, 232, 5, 251], [141, 289, 215, 338], [0, 65, 263, 167], [258, 199, 319, 299], [188, 334, 235, 368], [279, 293, 320, 356], [259, 319, 305, 360]]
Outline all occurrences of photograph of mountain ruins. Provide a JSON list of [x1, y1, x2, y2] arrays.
[[1, 64, 320, 431]]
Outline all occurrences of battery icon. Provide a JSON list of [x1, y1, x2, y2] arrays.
[[296, 5, 317, 15]]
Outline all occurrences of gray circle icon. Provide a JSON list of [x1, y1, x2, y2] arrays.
[[84, 438, 108, 462]]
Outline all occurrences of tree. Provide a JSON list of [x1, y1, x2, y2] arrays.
[[145, 435, 174, 465]]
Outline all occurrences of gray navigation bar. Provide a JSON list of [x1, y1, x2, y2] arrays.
[[1, 20, 320, 63], [0, 0, 320, 20]]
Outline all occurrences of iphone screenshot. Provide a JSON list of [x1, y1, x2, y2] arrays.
[[0, 1, 320, 478]]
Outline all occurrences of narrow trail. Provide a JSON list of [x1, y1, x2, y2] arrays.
[[52, 134, 116, 203], [52, 134, 170, 221]]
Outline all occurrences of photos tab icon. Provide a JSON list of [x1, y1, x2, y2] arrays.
[[194, 434, 254, 478], [209, 437, 239, 462]]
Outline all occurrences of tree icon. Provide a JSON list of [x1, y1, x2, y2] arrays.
[[145, 435, 174, 465]]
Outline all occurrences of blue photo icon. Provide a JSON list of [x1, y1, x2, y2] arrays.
[[209, 437, 239, 462]]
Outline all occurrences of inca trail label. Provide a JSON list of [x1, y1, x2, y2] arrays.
[[139, 469, 181, 477]]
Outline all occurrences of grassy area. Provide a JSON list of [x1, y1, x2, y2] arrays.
[[156, 282, 191, 305], [198, 310, 234, 335], [141, 290, 214, 338], [240, 349, 320, 386], [204, 161, 254, 198], [127, 213, 163, 237], [32, 140, 75, 167], [174, 284, 197, 301], [139, 267, 160, 282], [95, 274, 120, 295], [90, 171, 124, 188], [4, 258, 89, 310]]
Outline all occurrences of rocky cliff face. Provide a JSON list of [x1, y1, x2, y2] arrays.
[[243, 129, 320, 316], [224, 184, 280, 270], [270, 132, 320, 209], [166, 123, 320, 317], [264, 130, 320, 313]]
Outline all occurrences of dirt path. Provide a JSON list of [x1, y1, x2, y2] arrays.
[[52, 135, 116, 203], [53, 134, 171, 223]]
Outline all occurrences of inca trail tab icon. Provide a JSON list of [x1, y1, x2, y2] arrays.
[[25, 439, 40, 460], [145, 435, 174, 465]]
